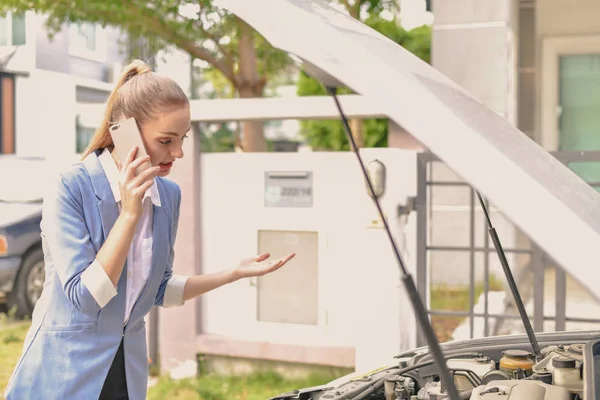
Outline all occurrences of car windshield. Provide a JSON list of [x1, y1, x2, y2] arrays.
[[0, 158, 47, 203]]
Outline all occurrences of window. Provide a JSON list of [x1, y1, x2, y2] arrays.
[[541, 35, 600, 150], [68, 22, 106, 61], [557, 54, 600, 188], [71, 23, 96, 52], [75, 115, 95, 154], [0, 12, 26, 46], [541, 36, 600, 190]]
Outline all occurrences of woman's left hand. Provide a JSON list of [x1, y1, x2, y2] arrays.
[[232, 252, 296, 280]]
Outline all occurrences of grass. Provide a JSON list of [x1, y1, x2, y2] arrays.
[[0, 309, 30, 398], [431, 275, 504, 342], [0, 311, 335, 400], [147, 371, 336, 400]]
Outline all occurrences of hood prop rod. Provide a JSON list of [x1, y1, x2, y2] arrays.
[[475, 192, 542, 361], [326, 86, 461, 400]]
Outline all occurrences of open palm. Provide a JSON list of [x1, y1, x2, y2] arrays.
[[233, 252, 296, 280]]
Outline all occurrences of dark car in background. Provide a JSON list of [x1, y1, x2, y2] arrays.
[[0, 156, 46, 317]]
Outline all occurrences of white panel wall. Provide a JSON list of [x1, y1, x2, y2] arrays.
[[15, 69, 77, 159], [199, 148, 419, 371]]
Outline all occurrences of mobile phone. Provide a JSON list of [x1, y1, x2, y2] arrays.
[[109, 118, 151, 175]]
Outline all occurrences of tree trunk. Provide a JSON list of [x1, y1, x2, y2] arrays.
[[236, 17, 268, 152], [238, 85, 267, 152], [345, 2, 364, 149], [350, 118, 365, 149]]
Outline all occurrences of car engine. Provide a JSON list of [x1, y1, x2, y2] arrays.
[[305, 337, 599, 400], [408, 343, 584, 400]]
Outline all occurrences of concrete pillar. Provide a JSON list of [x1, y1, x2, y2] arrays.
[[427, 0, 523, 341], [158, 125, 202, 374], [431, 0, 519, 125]]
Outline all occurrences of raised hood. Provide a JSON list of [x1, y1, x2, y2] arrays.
[[215, 0, 600, 302]]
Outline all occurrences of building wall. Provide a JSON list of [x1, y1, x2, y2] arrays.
[[193, 149, 418, 373], [35, 23, 69, 74], [14, 68, 77, 157], [36, 18, 125, 83], [537, 0, 600, 37], [517, 1, 536, 140], [432, 0, 518, 123], [3, 11, 194, 159], [532, 0, 600, 146], [515, 0, 600, 147], [426, 0, 520, 287]]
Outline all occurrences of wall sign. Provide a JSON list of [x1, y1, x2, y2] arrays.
[[265, 171, 313, 208]]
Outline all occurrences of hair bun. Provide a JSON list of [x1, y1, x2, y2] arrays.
[[134, 62, 151, 75], [121, 59, 151, 83]]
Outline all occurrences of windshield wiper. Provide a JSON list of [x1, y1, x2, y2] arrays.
[[475, 192, 542, 361], [326, 86, 461, 400]]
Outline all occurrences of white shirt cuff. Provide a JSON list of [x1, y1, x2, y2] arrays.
[[163, 275, 190, 308], [81, 259, 117, 308]]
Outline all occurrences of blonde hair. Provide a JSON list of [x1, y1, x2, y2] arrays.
[[81, 59, 189, 159]]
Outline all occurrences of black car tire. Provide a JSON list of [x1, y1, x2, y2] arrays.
[[7, 247, 45, 319]]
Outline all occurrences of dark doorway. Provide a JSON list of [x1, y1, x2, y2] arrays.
[[0, 72, 16, 154]]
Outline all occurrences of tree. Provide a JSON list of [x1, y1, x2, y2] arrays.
[[199, 122, 236, 152], [0, 0, 291, 151], [297, 2, 431, 151]]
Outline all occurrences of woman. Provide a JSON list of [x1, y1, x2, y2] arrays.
[[4, 60, 294, 400]]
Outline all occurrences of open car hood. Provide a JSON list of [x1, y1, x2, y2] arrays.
[[215, 0, 600, 302]]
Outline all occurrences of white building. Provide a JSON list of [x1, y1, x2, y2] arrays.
[[0, 11, 191, 159]]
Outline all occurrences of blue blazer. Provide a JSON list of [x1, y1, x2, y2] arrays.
[[4, 150, 181, 400]]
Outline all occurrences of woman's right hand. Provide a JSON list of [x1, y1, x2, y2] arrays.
[[117, 146, 161, 221]]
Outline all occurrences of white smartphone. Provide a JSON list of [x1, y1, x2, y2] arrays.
[[109, 117, 151, 175]]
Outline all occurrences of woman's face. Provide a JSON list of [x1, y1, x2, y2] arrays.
[[140, 105, 191, 177]]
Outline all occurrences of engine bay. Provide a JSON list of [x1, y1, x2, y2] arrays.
[[404, 343, 583, 400], [304, 335, 600, 400]]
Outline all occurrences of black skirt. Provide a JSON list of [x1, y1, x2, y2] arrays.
[[99, 338, 129, 400]]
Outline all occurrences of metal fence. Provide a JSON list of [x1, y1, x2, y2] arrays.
[[415, 151, 600, 347]]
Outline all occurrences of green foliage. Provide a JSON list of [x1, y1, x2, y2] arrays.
[[0, 319, 29, 395], [203, 68, 236, 99], [354, 0, 399, 15], [401, 25, 432, 64], [0, 0, 292, 94], [199, 123, 237, 153], [431, 274, 504, 342], [198, 123, 280, 153], [297, 7, 432, 151]]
